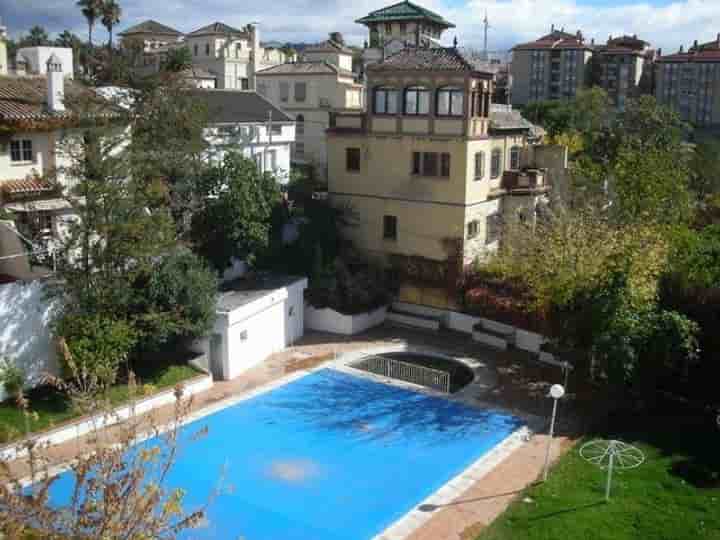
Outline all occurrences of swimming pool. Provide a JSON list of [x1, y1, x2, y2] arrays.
[[49, 368, 523, 540]]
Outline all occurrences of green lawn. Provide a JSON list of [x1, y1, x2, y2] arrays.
[[478, 415, 720, 540], [0, 360, 202, 444]]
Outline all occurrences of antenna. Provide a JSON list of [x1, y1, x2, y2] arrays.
[[482, 10, 490, 60]]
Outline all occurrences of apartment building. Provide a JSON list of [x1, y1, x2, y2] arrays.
[[356, 1, 455, 68], [596, 35, 655, 110], [326, 47, 555, 308], [511, 26, 593, 106], [256, 35, 364, 179], [119, 20, 292, 90], [655, 35, 720, 127], [0, 22, 8, 76]]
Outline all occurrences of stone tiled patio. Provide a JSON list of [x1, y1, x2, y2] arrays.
[[6, 324, 580, 540]]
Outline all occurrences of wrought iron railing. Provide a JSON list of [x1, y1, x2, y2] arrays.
[[354, 355, 451, 394]]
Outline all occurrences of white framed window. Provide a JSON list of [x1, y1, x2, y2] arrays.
[[474, 151, 485, 181], [374, 87, 399, 114], [491, 149, 502, 179], [404, 86, 430, 115], [467, 220, 479, 239], [10, 140, 33, 163], [279, 82, 289, 102], [296, 114, 305, 136], [436, 87, 464, 116], [509, 146, 521, 170], [294, 82, 307, 102], [266, 150, 277, 172]]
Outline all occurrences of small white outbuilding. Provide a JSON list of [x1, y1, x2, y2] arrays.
[[206, 275, 307, 381]]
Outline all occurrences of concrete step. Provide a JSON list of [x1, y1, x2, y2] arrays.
[[387, 309, 441, 331], [472, 321, 515, 350]]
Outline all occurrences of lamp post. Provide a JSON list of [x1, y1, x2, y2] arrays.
[[542, 383, 565, 482]]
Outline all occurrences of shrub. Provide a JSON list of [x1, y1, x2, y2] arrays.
[[0, 359, 25, 401], [55, 313, 137, 391], [131, 248, 218, 350]]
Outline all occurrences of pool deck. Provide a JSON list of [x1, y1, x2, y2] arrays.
[[6, 324, 580, 540]]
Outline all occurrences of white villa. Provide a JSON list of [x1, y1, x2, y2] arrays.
[[193, 90, 296, 184], [119, 20, 294, 90], [256, 34, 364, 180]]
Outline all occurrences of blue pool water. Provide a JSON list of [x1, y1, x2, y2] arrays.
[[49, 368, 523, 540]]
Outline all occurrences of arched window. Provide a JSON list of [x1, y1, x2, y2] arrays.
[[437, 87, 464, 116], [491, 149, 502, 179], [509, 146, 521, 170], [296, 114, 305, 137], [474, 151, 485, 181], [374, 87, 399, 114], [404, 86, 430, 115]]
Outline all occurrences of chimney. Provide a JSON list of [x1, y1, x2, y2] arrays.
[[591, 38, 595, 46], [47, 54, 65, 113], [551, 24, 555, 32], [249, 22, 260, 54], [658, 48, 662, 57], [693, 39, 698, 50], [717, 33, 720, 46], [0, 19, 7, 76], [679, 45, 684, 53], [330, 32, 344, 45], [16, 54, 28, 76]]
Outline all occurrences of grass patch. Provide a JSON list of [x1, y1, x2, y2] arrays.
[[477, 413, 720, 540], [0, 358, 202, 444]]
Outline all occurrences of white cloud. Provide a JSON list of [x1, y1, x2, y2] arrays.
[[2, 0, 718, 54]]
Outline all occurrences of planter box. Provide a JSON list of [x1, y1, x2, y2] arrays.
[[387, 310, 441, 331], [516, 329, 544, 353], [0, 373, 213, 463], [472, 329, 509, 350], [304, 304, 387, 335]]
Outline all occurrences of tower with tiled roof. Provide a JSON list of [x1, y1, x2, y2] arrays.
[[357, 1, 456, 69]]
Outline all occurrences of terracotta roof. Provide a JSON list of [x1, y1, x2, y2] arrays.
[[257, 61, 353, 76], [657, 49, 720, 63], [608, 35, 649, 49], [118, 20, 182, 37], [356, 1, 455, 29], [187, 22, 246, 37], [513, 29, 592, 51], [695, 36, 720, 51], [367, 47, 494, 73], [303, 40, 354, 55], [1, 178, 55, 197], [187, 90, 293, 123], [0, 76, 117, 121]]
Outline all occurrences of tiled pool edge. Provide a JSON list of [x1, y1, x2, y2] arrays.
[[372, 425, 530, 540]]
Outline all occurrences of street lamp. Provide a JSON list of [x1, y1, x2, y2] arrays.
[[542, 383, 565, 482]]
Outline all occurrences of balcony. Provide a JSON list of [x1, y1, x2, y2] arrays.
[[490, 168, 550, 197]]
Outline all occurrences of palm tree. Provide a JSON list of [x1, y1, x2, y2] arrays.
[[76, 0, 103, 47], [23, 25, 50, 46], [101, 0, 122, 52]]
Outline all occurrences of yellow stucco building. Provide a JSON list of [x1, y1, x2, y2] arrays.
[[327, 47, 552, 281]]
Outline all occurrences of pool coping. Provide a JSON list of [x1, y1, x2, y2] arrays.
[[20, 348, 546, 540]]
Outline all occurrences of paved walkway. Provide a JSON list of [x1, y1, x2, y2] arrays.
[[6, 325, 579, 540]]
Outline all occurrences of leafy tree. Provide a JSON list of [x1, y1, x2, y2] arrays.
[[690, 138, 720, 202], [127, 76, 209, 233], [191, 153, 281, 272], [611, 140, 693, 226], [100, 0, 122, 51], [615, 95, 688, 153], [55, 30, 86, 74], [131, 248, 218, 349], [77, 0, 103, 47], [163, 46, 193, 73], [21, 25, 50, 47]]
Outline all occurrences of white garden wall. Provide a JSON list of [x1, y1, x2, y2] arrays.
[[305, 304, 387, 335], [0, 280, 60, 402], [0, 373, 213, 462]]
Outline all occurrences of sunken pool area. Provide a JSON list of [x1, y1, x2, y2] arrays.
[[353, 351, 476, 394]]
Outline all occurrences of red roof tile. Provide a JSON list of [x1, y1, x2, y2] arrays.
[[1, 177, 55, 196]]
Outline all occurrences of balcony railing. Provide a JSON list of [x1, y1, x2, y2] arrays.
[[499, 168, 550, 193]]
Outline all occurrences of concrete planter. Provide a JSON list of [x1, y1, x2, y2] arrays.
[[0, 373, 213, 462], [515, 329, 545, 353], [304, 304, 387, 335]]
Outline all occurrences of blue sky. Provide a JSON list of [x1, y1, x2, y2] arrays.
[[2, 0, 718, 53]]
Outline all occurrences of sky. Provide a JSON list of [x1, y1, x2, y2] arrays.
[[2, 0, 719, 54]]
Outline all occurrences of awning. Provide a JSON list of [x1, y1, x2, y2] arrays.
[[1, 178, 56, 197], [4, 198, 73, 212]]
